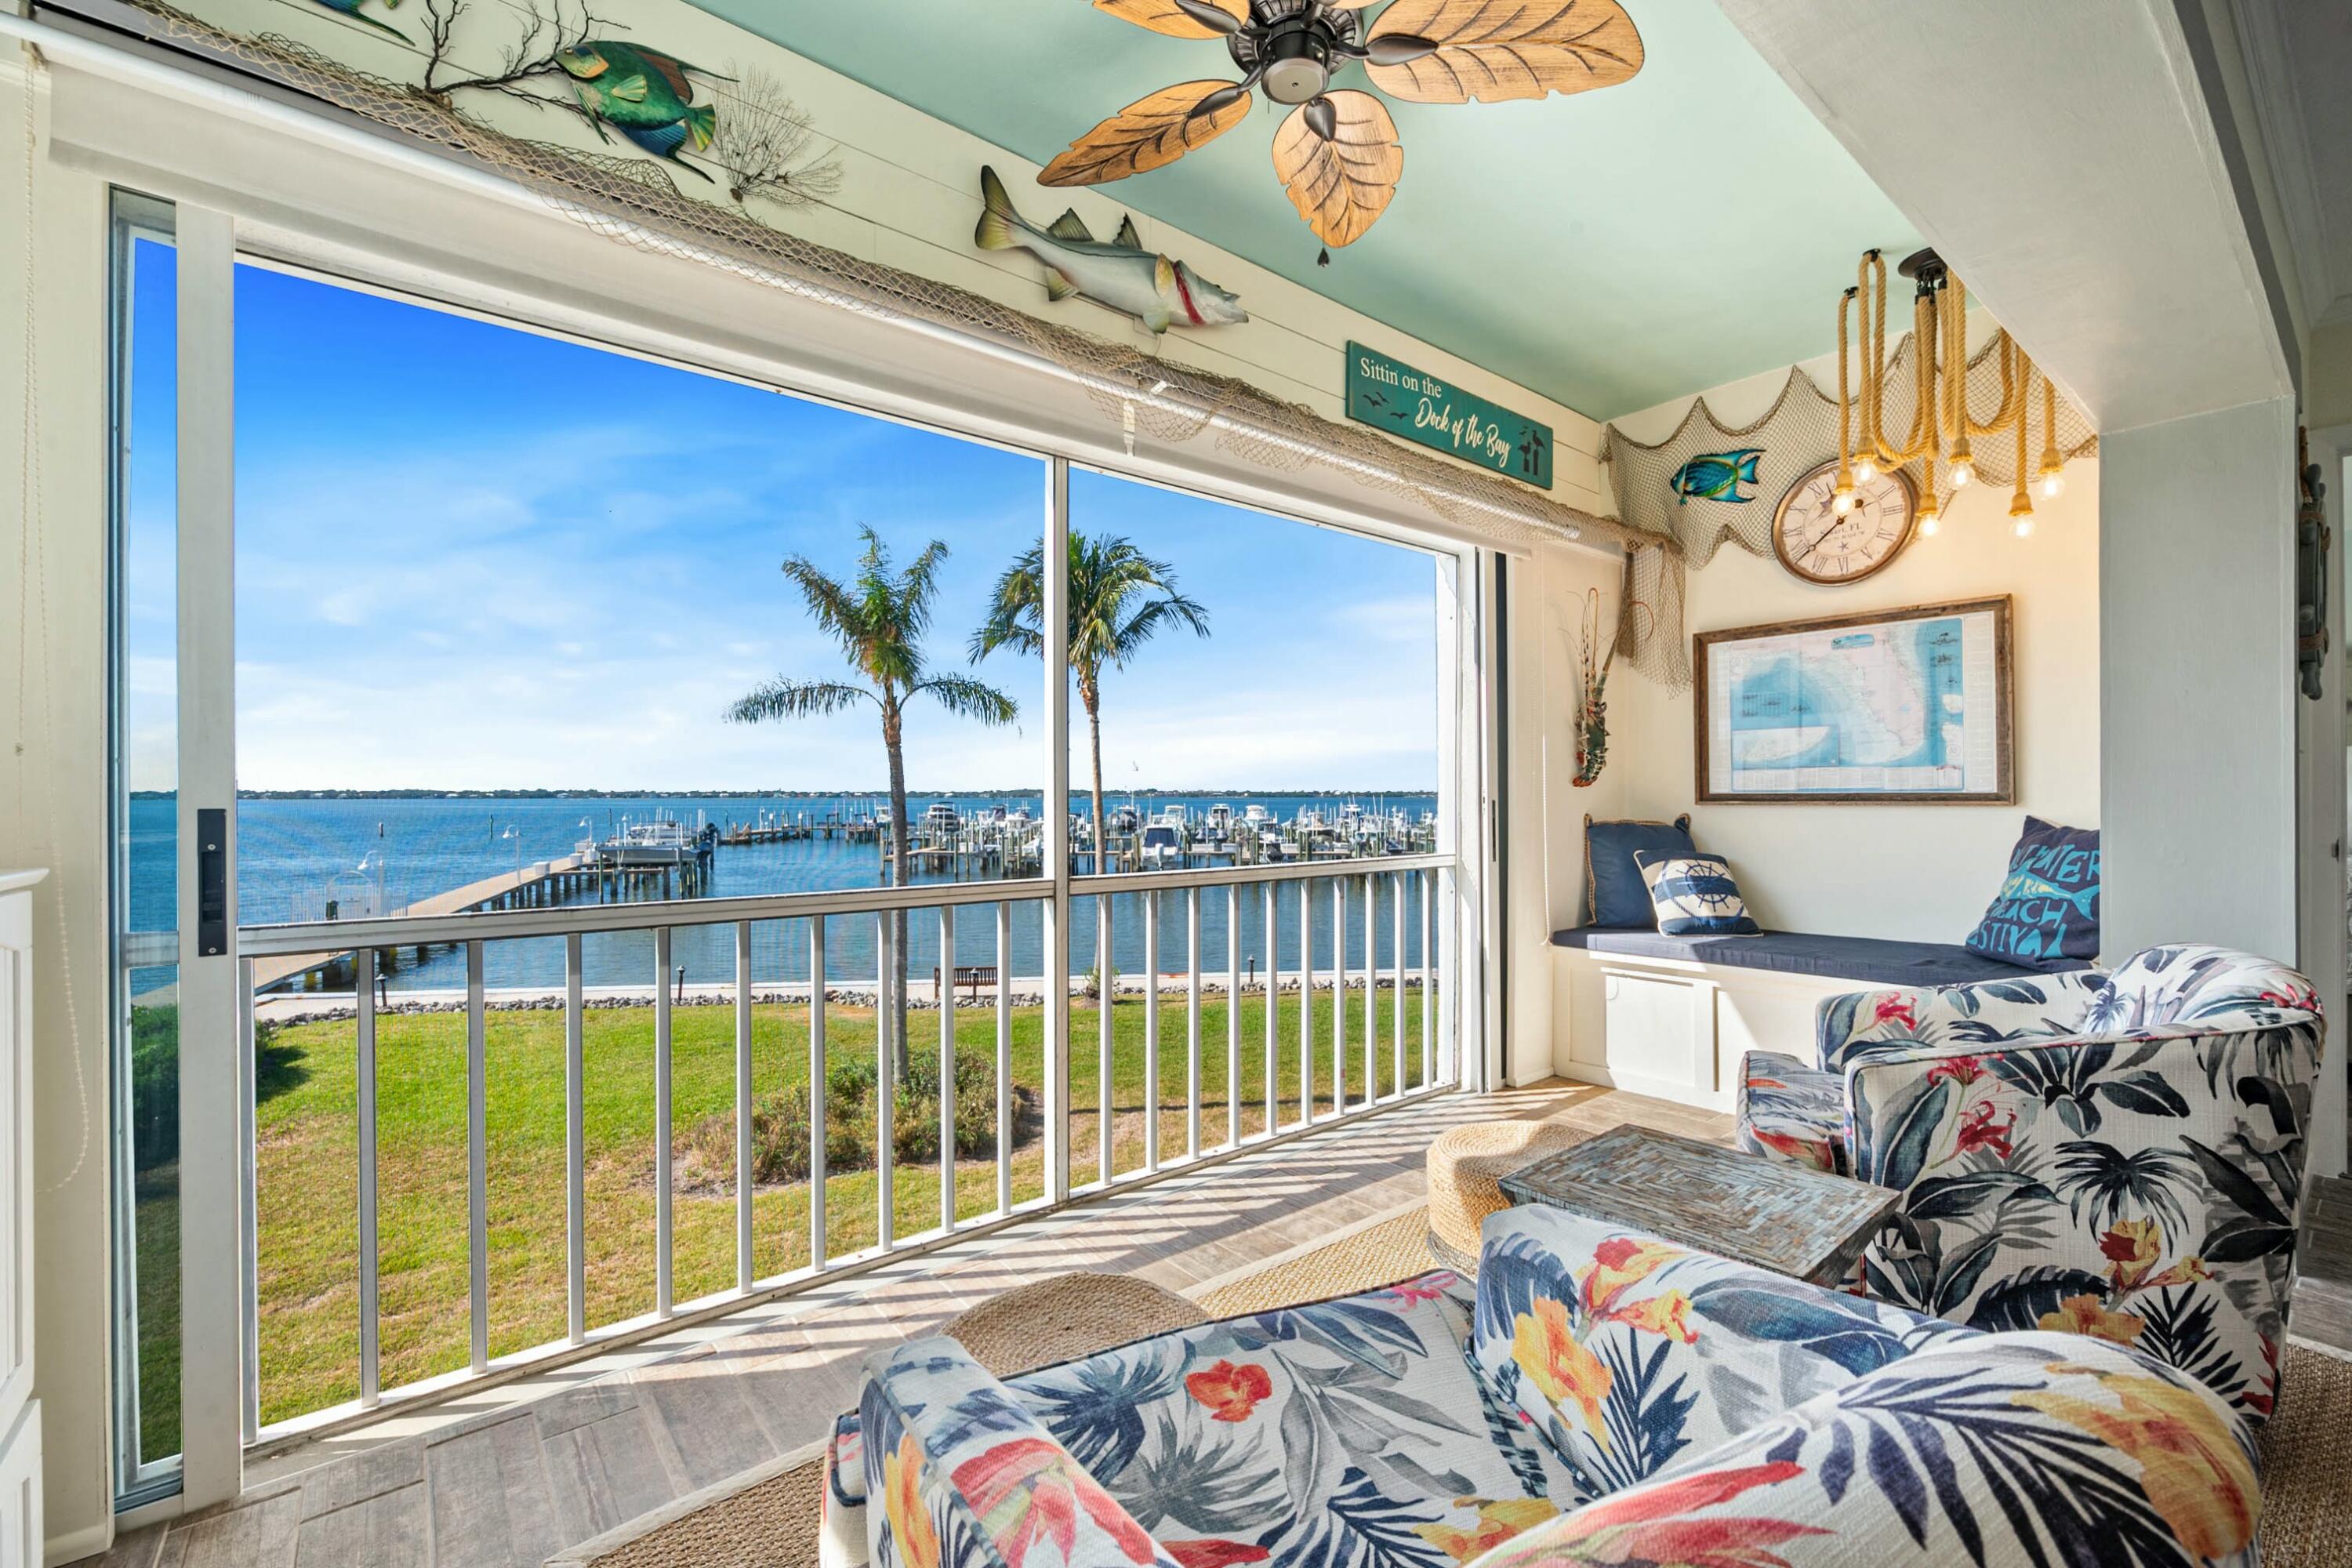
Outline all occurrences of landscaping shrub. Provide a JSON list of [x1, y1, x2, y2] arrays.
[[674, 1049, 1026, 1191]]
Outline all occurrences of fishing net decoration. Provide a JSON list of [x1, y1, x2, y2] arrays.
[[1600, 336, 2100, 570], [106, 0, 1690, 676]]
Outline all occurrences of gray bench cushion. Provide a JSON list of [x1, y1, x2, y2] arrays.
[[1550, 927, 2090, 988]]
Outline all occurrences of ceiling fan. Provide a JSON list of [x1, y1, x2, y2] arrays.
[[1041, 1, 1645, 259]]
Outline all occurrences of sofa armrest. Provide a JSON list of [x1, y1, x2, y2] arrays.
[[858, 1338, 1176, 1568], [1843, 1020, 2322, 1418], [1817, 969, 2104, 1073], [1458, 1331, 2261, 1568], [1471, 1207, 1972, 1504]]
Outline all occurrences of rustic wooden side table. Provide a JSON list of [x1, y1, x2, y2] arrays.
[[1496, 1123, 1901, 1285]]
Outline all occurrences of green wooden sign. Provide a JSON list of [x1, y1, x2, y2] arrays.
[[1345, 342, 1553, 491]]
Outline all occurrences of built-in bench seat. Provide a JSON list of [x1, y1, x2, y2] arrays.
[[1550, 927, 2087, 988], [1546, 927, 2092, 1112]]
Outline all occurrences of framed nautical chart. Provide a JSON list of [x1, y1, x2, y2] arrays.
[[1693, 597, 2013, 804]]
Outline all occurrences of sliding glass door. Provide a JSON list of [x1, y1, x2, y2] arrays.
[[106, 191, 1490, 1514]]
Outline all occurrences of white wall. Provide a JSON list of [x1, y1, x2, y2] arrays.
[[1601, 364, 2103, 946], [2101, 397, 2299, 964], [0, 46, 117, 1566], [1504, 543, 1631, 1084]]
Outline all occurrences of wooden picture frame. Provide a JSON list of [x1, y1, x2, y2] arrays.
[[1693, 595, 2014, 804]]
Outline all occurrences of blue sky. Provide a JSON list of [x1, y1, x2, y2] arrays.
[[125, 249, 1440, 793]]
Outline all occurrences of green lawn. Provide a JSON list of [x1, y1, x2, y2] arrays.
[[224, 985, 1427, 1426]]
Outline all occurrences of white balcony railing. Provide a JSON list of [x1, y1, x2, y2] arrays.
[[220, 852, 1459, 1446]]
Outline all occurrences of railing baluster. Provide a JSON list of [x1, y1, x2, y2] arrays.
[[735, 921, 753, 1294], [1331, 878, 1348, 1117], [1298, 877, 1313, 1123], [466, 940, 488, 1374], [1261, 880, 1277, 1135], [1421, 869, 1434, 1091], [238, 958, 260, 1446], [1185, 887, 1203, 1160], [655, 926, 673, 1318], [1142, 890, 1160, 1173], [995, 901, 1012, 1216], [566, 933, 585, 1344], [1361, 873, 1376, 1104], [1098, 894, 1114, 1185], [940, 904, 957, 1232], [877, 910, 894, 1250], [356, 948, 380, 1409], [1391, 871, 1406, 1100], [809, 918, 828, 1270], [1225, 885, 1241, 1150]]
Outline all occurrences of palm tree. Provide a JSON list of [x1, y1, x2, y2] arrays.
[[730, 526, 1017, 1071], [970, 532, 1209, 873]]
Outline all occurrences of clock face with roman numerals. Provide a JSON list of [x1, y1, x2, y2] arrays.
[[1772, 459, 1919, 586]]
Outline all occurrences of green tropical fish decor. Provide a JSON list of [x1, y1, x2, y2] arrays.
[[555, 42, 729, 183], [1668, 447, 1764, 506], [308, 0, 408, 42]]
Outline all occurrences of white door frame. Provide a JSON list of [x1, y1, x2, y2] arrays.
[[170, 202, 243, 1513], [2304, 419, 2351, 1182]]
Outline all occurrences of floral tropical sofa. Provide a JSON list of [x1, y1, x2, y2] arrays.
[[1736, 942, 2324, 1421], [822, 1204, 2263, 1568]]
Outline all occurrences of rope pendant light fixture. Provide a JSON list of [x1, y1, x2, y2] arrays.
[[1832, 249, 2071, 538]]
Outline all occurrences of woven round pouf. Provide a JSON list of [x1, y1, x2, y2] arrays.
[[1425, 1120, 1588, 1274], [941, 1271, 1209, 1378]]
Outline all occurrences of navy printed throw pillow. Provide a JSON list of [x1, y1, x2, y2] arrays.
[[1965, 816, 2100, 970]]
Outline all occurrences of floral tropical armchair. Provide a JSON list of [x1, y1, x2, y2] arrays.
[[825, 1204, 2263, 1568], [1736, 942, 2325, 1420]]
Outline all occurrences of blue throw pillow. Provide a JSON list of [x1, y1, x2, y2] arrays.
[[1584, 815, 1695, 927], [1633, 851, 1760, 935], [1964, 816, 2100, 971]]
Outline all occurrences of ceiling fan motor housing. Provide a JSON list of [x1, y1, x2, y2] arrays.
[[1232, 2, 1362, 106]]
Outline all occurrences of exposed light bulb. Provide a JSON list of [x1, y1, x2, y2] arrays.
[[1853, 457, 1878, 484], [2040, 472, 2063, 499], [1920, 515, 1940, 537], [1831, 491, 1856, 517], [1949, 459, 1974, 489], [2013, 517, 2034, 539]]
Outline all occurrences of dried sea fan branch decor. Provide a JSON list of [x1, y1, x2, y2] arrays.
[[708, 67, 842, 209], [417, 0, 612, 111]]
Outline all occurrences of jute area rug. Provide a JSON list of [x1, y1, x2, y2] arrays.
[[566, 1207, 2352, 1568]]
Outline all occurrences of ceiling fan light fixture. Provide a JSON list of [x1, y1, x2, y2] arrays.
[[1257, 21, 1334, 104]]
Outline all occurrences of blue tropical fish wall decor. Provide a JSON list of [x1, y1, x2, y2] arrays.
[[555, 42, 731, 183], [310, 0, 408, 42], [1668, 448, 1764, 506]]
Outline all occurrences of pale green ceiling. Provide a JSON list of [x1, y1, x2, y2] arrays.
[[684, 1, 1919, 419]]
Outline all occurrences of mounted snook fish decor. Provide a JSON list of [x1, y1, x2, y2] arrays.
[[555, 42, 730, 183], [975, 167, 1247, 335]]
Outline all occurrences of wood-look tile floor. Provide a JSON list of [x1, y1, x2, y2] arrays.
[[92, 1091, 2351, 1568], [84, 1082, 1733, 1568]]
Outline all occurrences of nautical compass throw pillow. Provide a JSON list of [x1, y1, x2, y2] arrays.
[[1632, 851, 1760, 936]]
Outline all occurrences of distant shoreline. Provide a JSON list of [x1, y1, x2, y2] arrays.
[[134, 786, 1439, 801]]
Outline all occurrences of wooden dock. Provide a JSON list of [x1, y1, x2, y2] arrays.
[[249, 851, 701, 996]]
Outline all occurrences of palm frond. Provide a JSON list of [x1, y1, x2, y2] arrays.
[[970, 542, 1048, 663], [779, 556, 862, 649], [895, 538, 952, 644], [726, 678, 874, 724], [916, 674, 1019, 726]]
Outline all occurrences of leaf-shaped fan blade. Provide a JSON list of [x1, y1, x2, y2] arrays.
[[1041, 81, 1254, 186], [1270, 91, 1402, 249], [1092, 0, 1248, 39], [1367, 0, 1644, 103]]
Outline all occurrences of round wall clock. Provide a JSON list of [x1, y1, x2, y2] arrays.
[[1772, 459, 1919, 585]]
